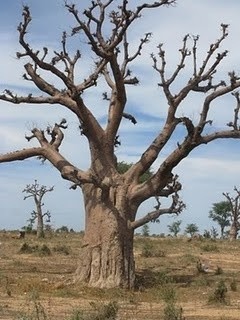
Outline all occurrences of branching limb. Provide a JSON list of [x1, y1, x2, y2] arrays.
[[42, 210, 51, 222], [76, 59, 107, 93], [0, 91, 60, 105], [227, 91, 240, 130], [66, 0, 176, 146], [129, 191, 185, 230], [127, 25, 240, 187], [129, 170, 182, 205], [23, 180, 54, 201], [47, 119, 67, 150], [0, 120, 94, 186], [152, 24, 230, 109], [23, 63, 60, 96], [0, 148, 44, 163], [197, 80, 240, 139], [197, 24, 229, 79], [121, 32, 151, 84], [125, 118, 179, 184], [151, 34, 190, 104], [155, 174, 182, 197], [52, 31, 81, 83], [18, 6, 73, 89]]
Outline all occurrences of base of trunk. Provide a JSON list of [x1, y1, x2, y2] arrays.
[[75, 205, 135, 288], [229, 224, 238, 241], [75, 239, 135, 288]]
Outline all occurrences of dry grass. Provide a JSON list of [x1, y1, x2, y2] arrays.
[[0, 231, 240, 319]]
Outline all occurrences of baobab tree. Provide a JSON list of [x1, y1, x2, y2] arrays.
[[23, 180, 54, 238], [1, 1, 240, 288], [223, 187, 240, 241]]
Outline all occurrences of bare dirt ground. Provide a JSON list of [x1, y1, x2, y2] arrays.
[[0, 231, 240, 319]]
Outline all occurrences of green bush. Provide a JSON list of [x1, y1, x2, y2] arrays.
[[53, 245, 70, 255], [215, 266, 223, 275], [208, 280, 228, 304], [230, 278, 237, 292], [38, 244, 51, 256], [89, 300, 118, 320], [141, 242, 154, 257], [19, 242, 34, 254], [156, 272, 173, 286], [69, 301, 118, 320], [163, 303, 185, 320], [162, 287, 185, 320], [161, 286, 176, 303], [19, 243, 51, 256], [201, 243, 219, 252], [16, 290, 47, 320], [141, 241, 166, 258], [56, 225, 69, 233]]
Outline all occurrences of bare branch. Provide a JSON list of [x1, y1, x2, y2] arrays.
[[24, 63, 60, 96], [76, 59, 107, 93], [18, 7, 73, 90], [129, 191, 185, 230], [0, 92, 60, 105], [0, 148, 44, 163], [121, 32, 151, 80], [197, 80, 240, 137], [227, 92, 240, 130]]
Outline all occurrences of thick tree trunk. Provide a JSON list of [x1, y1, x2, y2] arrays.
[[75, 185, 135, 289], [37, 206, 44, 238], [229, 222, 238, 241]]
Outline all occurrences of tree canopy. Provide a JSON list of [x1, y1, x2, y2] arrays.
[[209, 201, 231, 238]]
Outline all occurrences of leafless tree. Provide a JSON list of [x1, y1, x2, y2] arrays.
[[1, 1, 240, 288], [223, 187, 240, 241], [23, 180, 54, 238]]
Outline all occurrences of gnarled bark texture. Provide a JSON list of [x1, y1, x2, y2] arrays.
[[223, 188, 240, 241], [229, 223, 238, 241], [75, 185, 135, 288], [36, 204, 45, 238]]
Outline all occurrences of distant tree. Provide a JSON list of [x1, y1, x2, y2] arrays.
[[23, 180, 54, 238], [56, 225, 69, 233], [141, 224, 150, 237], [210, 226, 219, 239], [223, 187, 240, 240], [209, 201, 231, 238], [185, 223, 199, 237], [203, 229, 211, 239], [168, 220, 182, 237]]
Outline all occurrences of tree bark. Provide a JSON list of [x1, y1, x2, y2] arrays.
[[220, 226, 224, 239], [229, 222, 238, 241], [74, 185, 135, 289], [36, 204, 45, 238]]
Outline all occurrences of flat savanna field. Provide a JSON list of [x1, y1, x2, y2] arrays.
[[0, 231, 240, 320]]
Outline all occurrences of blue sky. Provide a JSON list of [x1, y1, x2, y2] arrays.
[[1, 1, 240, 235]]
